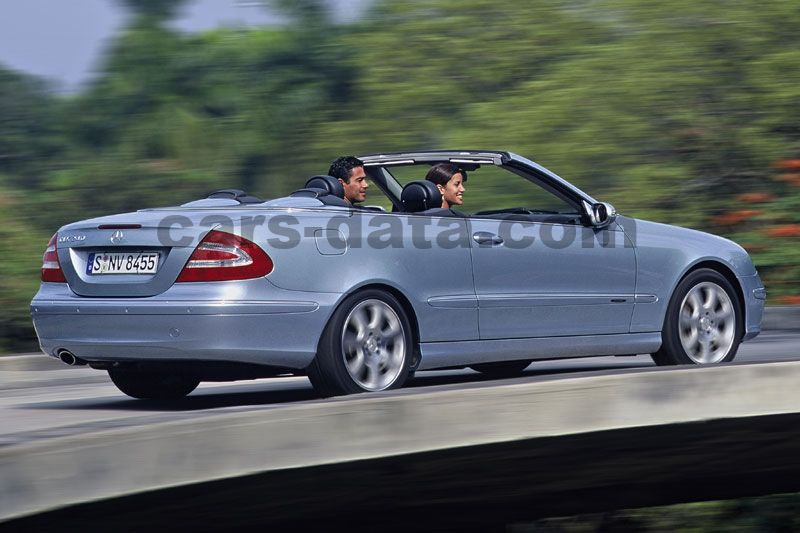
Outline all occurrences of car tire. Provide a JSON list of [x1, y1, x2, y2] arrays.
[[470, 360, 532, 378], [308, 289, 413, 397], [108, 370, 199, 400], [651, 268, 743, 366]]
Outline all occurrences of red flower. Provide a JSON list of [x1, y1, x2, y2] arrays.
[[775, 159, 800, 170], [737, 192, 774, 203], [711, 210, 762, 226], [742, 243, 768, 253], [762, 225, 800, 238], [774, 172, 800, 186]]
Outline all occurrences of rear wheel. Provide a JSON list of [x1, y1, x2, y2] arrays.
[[108, 370, 199, 400], [308, 289, 413, 397], [651, 268, 742, 366], [470, 360, 532, 378]]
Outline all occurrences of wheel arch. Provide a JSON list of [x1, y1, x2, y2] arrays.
[[326, 282, 422, 366], [652, 259, 746, 366], [306, 282, 422, 395], [674, 260, 746, 327]]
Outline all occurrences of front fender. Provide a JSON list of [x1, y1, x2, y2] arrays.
[[618, 217, 761, 335]]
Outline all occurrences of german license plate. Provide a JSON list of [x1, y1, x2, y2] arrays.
[[87, 252, 160, 275]]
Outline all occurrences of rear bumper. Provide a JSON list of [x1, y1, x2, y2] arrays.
[[31, 281, 339, 369]]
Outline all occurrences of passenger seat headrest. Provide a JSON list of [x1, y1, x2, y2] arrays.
[[305, 175, 344, 199], [401, 180, 442, 213]]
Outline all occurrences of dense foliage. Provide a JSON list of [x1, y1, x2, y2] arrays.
[[525, 492, 800, 531], [1, 0, 799, 350]]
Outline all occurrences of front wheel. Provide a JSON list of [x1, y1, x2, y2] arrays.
[[108, 370, 199, 400], [308, 290, 413, 397], [652, 268, 742, 366]]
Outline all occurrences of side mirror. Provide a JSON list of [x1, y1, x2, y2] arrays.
[[583, 201, 617, 228]]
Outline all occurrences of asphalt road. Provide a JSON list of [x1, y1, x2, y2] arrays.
[[1, 331, 798, 449]]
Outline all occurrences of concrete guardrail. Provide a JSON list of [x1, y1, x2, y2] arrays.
[[4, 360, 800, 526]]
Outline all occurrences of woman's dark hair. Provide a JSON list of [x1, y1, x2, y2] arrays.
[[424, 163, 467, 187]]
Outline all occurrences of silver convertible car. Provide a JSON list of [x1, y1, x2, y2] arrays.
[[31, 150, 766, 398]]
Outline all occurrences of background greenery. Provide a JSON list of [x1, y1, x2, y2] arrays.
[[519, 492, 800, 532], [2, 0, 799, 351]]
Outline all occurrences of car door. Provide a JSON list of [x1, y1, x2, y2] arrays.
[[468, 214, 636, 340]]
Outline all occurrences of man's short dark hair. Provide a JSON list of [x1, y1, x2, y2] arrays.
[[328, 156, 364, 184]]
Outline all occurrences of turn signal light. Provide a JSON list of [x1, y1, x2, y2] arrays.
[[41, 233, 67, 283], [176, 230, 273, 282]]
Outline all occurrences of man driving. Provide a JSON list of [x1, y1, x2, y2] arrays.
[[328, 156, 369, 205]]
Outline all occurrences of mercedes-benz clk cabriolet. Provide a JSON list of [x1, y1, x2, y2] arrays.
[[31, 150, 766, 398]]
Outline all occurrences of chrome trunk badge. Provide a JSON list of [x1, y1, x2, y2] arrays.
[[110, 230, 126, 244]]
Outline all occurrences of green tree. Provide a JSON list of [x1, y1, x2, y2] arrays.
[[0, 66, 66, 189], [117, 0, 191, 22], [4, 0, 800, 351]]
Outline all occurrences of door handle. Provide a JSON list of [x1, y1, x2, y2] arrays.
[[472, 232, 504, 245]]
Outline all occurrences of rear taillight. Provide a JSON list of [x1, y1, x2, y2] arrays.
[[41, 233, 67, 283], [176, 230, 273, 282]]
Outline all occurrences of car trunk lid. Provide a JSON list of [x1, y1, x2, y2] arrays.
[[55, 212, 209, 297]]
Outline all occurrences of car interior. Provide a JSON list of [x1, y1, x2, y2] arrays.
[[276, 161, 585, 224], [366, 162, 585, 224]]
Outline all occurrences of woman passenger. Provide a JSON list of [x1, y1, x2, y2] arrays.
[[425, 163, 467, 209]]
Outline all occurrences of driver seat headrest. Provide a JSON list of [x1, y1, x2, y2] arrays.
[[401, 180, 442, 213], [305, 175, 344, 199]]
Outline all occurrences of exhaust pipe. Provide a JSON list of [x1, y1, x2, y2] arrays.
[[57, 349, 87, 366]]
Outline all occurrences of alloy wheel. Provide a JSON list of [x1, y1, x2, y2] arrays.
[[678, 281, 736, 364], [340, 298, 407, 391]]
